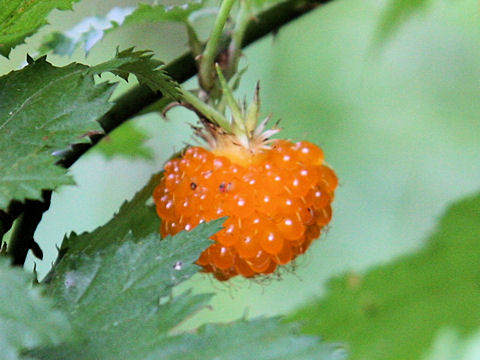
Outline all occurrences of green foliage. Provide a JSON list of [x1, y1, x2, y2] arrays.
[[0, 49, 177, 210], [28, 216, 343, 360], [123, 1, 208, 24], [0, 0, 80, 57], [90, 48, 179, 98], [0, 258, 71, 360], [95, 121, 154, 160], [5, 0, 478, 359], [289, 193, 480, 360], [40, 1, 207, 56], [0, 57, 112, 210], [33, 219, 218, 359]]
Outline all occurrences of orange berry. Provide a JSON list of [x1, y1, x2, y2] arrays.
[[236, 234, 261, 260], [209, 244, 235, 270], [276, 216, 305, 241], [247, 251, 271, 273], [234, 256, 255, 278], [306, 184, 332, 208], [320, 165, 338, 190], [223, 193, 255, 218], [262, 261, 277, 275], [197, 249, 210, 266], [293, 141, 324, 165], [258, 223, 284, 255], [215, 218, 240, 246], [315, 205, 333, 226], [153, 139, 336, 281], [273, 242, 293, 265]]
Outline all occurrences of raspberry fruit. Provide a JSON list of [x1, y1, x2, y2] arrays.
[[153, 74, 336, 280], [153, 139, 337, 280]]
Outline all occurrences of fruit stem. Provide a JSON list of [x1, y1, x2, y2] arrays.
[[179, 88, 233, 133], [199, 0, 237, 91], [225, 0, 252, 79]]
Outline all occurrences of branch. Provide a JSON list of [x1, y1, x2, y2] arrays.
[[3, 0, 334, 264], [9, 191, 51, 265], [60, 0, 334, 167]]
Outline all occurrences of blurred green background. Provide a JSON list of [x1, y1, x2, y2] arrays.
[[1, 0, 479, 344]]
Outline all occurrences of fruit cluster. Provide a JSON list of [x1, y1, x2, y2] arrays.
[[153, 139, 337, 280]]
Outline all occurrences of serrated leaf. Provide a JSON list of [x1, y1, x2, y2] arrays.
[[49, 228, 220, 324], [95, 121, 154, 160], [31, 222, 220, 359], [289, 193, 480, 360], [0, 0, 80, 58], [91, 48, 180, 99], [148, 317, 347, 360], [33, 221, 343, 360], [0, 258, 71, 360], [40, 1, 207, 57], [373, 0, 430, 46], [122, 1, 207, 25], [0, 50, 177, 210], [0, 57, 114, 210]]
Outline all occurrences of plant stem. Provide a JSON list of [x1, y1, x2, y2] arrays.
[[179, 88, 233, 132], [8, 191, 51, 266], [198, 0, 237, 91], [225, 0, 251, 80]]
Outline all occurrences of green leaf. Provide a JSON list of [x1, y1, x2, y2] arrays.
[[40, 1, 207, 57], [0, 57, 114, 210], [373, 0, 431, 46], [0, 258, 71, 360], [0, 50, 177, 210], [34, 222, 220, 359], [0, 0, 80, 58], [95, 121, 154, 160], [33, 220, 343, 360], [49, 227, 220, 325], [122, 1, 207, 25], [289, 192, 480, 360], [91, 48, 180, 99], [151, 318, 347, 360]]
